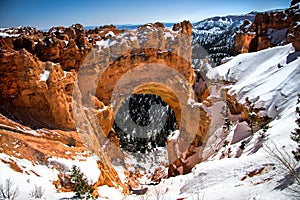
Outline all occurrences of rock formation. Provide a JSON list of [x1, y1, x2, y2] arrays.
[[0, 48, 75, 130], [234, 3, 300, 54], [73, 21, 210, 176], [0, 20, 211, 194], [288, 20, 300, 51], [0, 24, 133, 194]]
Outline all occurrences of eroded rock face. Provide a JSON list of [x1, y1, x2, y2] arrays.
[[35, 26, 92, 70], [0, 48, 75, 130], [288, 22, 300, 51], [0, 24, 127, 193], [172, 20, 193, 36], [234, 4, 300, 54], [0, 20, 210, 192], [234, 32, 256, 54]]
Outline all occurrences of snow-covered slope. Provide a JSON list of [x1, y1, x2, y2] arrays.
[[207, 43, 300, 118], [0, 153, 105, 199]]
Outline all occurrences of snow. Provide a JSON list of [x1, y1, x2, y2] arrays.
[[113, 165, 127, 183], [96, 39, 117, 48], [134, 105, 298, 199], [230, 122, 252, 144], [123, 147, 169, 179], [175, 156, 288, 200], [48, 155, 100, 184], [98, 185, 124, 200], [168, 130, 180, 141], [0, 32, 20, 38], [39, 70, 50, 81], [267, 28, 288, 45], [164, 31, 175, 40], [0, 153, 68, 200], [207, 43, 300, 118], [105, 31, 115, 37], [0, 153, 102, 199], [97, 105, 109, 112], [64, 40, 69, 46]]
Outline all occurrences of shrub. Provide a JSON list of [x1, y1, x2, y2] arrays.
[[0, 178, 19, 200], [29, 184, 45, 199], [264, 143, 300, 196], [151, 186, 167, 200]]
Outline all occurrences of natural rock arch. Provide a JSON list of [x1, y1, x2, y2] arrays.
[[95, 48, 195, 104], [75, 48, 209, 164]]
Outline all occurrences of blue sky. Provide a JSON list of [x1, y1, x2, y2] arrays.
[[0, 0, 291, 29]]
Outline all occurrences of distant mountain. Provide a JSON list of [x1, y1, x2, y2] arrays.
[[85, 23, 175, 31], [192, 12, 257, 65]]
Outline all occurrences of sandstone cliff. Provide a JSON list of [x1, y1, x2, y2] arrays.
[[234, 3, 300, 54]]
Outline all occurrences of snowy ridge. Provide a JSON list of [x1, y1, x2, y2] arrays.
[[0, 32, 20, 38], [207, 43, 300, 118]]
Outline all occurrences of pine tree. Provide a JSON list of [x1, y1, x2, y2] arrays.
[[291, 94, 300, 161], [70, 165, 95, 199]]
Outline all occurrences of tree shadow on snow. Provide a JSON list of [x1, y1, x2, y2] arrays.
[[274, 166, 300, 190], [286, 51, 300, 64]]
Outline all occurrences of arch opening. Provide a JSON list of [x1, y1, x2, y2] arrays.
[[113, 93, 178, 154]]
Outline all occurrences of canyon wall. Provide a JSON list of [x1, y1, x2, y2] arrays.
[[234, 3, 300, 54]]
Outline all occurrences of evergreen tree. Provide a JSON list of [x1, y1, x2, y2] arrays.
[[291, 94, 300, 161], [70, 165, 95, 199]]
